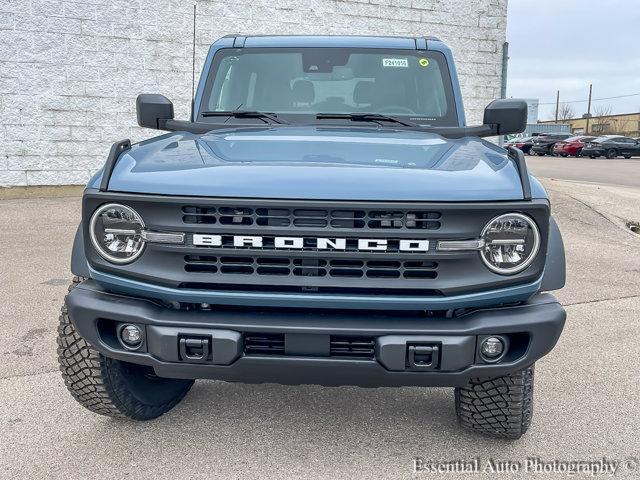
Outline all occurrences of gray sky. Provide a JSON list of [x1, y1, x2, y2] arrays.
[[506, 0, 640, 121]]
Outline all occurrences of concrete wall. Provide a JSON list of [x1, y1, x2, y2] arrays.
[[0, 0, 507, 187]]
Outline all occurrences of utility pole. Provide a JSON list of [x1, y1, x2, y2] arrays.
[[585, 84, 593, 134], [498, 41, 509, 146], [554, 90, 559, 123], [190, 4, 197, 121]]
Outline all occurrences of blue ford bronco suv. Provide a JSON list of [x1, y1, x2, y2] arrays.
[[58, 35, 566, 439]]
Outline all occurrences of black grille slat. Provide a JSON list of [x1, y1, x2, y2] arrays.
[[330, 337, 375, 359], [244, 334, 285, 355], [244, 334, 375, 360], [184, 255, 438, 280], [182, 206, 441, 230]]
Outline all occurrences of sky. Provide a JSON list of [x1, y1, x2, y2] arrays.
[[506, 0, 640, 121]]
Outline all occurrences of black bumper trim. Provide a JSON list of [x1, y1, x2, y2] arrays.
[[66, 280, 566, 387]]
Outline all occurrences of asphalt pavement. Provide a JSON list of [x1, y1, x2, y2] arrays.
[[526, 154, 640, 188], [1, 159, 640, 479]]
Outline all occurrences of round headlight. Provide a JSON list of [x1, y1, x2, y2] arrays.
[[89, 203, 145, 264], [480, 213, 540, 275]]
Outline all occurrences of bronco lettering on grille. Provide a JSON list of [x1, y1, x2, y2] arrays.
[[192, 234, 429, 252]]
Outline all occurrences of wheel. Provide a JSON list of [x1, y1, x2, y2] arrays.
[[57, 277, 194, 420], [605, 148, 617, 159], [589, 155, 596, 159], [624, 155, 631, 159], [576, 148, 583, 157], [537, 152, 545, 156], [560, 153, 567, 157], [455, 364, 535, 439]]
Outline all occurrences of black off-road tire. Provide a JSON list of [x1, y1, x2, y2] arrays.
[[454, 365, 535, 439], [57, 276, 194, 420]]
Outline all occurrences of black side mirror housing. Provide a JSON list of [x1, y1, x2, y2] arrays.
[[483, 99, 528, 136], [136, 94, 174, 129]]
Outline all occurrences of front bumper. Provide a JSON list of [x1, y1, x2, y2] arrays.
[[67, 280, 566, 388]]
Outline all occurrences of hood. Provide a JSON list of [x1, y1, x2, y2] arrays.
[[99, 126, 526, 201]]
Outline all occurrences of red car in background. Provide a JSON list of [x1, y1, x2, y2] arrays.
[[505, 136, 535, 154], [552, 136, 596, 157]]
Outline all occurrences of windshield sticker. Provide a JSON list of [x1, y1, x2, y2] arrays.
[[419, 58, 430, 67], [382, 58, 408, 68]]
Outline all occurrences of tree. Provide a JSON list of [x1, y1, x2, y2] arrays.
[[557, 103, 575, 121], [590, 105, 613, 134], [592, 104, 612, 118]]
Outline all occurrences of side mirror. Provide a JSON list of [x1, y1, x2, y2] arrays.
[[136, 94, 174, 129], [483, 99, 527, 136]]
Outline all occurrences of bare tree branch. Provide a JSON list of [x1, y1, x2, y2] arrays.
[[592, 104, 612, 118], [557, 103, 575, 121]]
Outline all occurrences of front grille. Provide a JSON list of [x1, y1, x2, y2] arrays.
[[183, 206, 441, 230], [84, 192, 551, 301], [185, 255, 438, 279]]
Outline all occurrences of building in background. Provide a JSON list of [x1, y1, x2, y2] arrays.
[[539, 112, 640, 137], [0, 0, 508, 188], [525, 98, 539, 123]]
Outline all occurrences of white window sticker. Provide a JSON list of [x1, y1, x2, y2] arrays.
[[382, 58, 408, 68]]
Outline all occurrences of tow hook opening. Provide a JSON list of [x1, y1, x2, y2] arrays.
[[406, 343, 441, 371], [179, 335, 212, 363]]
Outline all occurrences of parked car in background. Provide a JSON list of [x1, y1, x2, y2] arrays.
[[552, 136, 596, 157], [581, 136, 640, 159], [505, 136, 535, 154], [530, 133, 574, 156]]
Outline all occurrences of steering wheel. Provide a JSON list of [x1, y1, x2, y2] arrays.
[[376, 105, 416, 115]]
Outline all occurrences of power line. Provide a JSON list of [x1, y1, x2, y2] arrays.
[[538, 92, 640, 106]]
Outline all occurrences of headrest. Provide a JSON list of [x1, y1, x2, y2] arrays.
[[292, 80, 314, 104], [353, 81, 373, 105]]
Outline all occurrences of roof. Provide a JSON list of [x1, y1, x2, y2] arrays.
[[220, 35, 442, 50]]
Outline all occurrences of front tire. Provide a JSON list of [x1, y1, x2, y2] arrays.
[[455, 365, 535, 439], [605, 148, 617, 159], [57, 277, 194, 420]]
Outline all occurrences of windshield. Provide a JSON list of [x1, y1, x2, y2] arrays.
[[199, 48, 458, 126]]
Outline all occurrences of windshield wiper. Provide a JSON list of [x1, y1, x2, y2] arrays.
[[316, 112, 420, 128], [201, 110, 288, 124]]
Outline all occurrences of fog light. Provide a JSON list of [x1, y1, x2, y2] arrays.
[[120, 325, 142, 347], [481, 337, 504, 359]]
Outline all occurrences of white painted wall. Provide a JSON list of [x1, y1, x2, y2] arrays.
[[0, 0, 507, 187]]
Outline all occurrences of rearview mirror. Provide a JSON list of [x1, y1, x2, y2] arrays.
[[136, 94, 174, 129], [483, 99, 527, 136]]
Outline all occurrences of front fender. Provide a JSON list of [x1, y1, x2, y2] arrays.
[[70, 224, 90, 278], [541, 216, 566, 291]]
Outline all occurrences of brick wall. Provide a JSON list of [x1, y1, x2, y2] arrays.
[[0, 0, 507, 187]]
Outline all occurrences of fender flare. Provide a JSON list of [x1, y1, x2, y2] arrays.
[[70, 224, 90, 278], [541, 216, 566, 291]]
